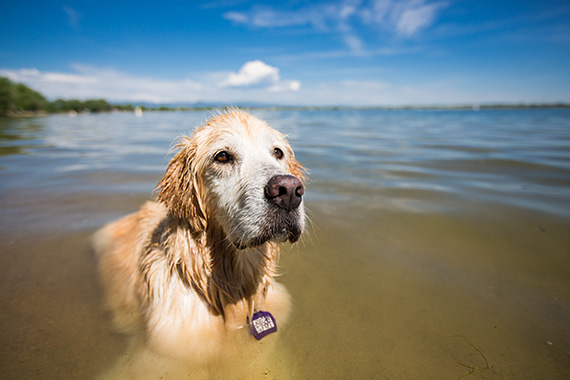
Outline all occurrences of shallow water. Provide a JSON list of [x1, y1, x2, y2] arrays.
[[1, 109, 569, 379]]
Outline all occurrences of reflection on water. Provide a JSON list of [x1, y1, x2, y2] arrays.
[[1, 109, 569, 379], [0, 119, 47, 157]]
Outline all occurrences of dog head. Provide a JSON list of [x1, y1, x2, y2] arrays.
[[157, 109, 306, 249]]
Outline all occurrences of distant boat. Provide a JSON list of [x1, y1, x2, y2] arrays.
[[135, 106, 143, 117]]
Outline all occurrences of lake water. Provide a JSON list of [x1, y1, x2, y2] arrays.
[[1, 109, 569, 379]]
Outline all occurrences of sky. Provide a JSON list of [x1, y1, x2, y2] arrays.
[[1, 0, 569, 106]]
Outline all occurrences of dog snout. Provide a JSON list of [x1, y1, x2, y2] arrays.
[[265, 175, 304, 211]]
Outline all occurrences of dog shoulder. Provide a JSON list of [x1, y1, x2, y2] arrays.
[[92, 201, 167, 256]]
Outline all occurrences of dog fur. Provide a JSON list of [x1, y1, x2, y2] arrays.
[[92, 109, 306, 379]]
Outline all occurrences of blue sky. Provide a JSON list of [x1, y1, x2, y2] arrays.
[[1, 0, 569, 106]]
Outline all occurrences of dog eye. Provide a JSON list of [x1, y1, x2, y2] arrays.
[[214, 151, 232, 163], [274, 148, 284, 160]]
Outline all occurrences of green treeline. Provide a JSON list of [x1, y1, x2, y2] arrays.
[[0, 77, 48, 114], [0, 77, 134, 115], [46, 98, 134, 113]]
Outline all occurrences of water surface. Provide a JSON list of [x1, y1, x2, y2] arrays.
[[1, 109, 569, 379]]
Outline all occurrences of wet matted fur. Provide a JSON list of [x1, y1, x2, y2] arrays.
[[92, 109, 306, 378]]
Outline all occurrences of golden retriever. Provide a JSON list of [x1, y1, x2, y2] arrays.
[[92, 109, 306, 379]]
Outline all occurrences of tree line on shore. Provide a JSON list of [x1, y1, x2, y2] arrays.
[[0, 77, 137, 115]]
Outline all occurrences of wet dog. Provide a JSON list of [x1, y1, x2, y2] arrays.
[[92, 109, 306, 378]]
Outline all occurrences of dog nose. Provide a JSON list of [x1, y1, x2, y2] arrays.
[[265, 175, 304, 211]]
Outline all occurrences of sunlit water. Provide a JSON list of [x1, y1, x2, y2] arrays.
[[1, 109, 569, 379]]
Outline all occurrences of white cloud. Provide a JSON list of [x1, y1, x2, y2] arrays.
[[222, 60, 280, 87], [220, 60, 300, 92]]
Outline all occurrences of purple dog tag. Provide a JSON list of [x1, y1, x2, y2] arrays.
[[248, 311, 277, 340]]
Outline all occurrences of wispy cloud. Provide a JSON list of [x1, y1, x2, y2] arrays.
[[0, 65, 203, 103], [63, 5, 82, 29], [223, 0, 449, 53], [225, 5, 332, 30], [393, 0, 447, 36], [1, 64, 562, 106], [0, 61, 300, 103], [342, 33, 366, 55]]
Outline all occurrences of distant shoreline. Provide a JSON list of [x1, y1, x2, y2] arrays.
[[2, 77, 570, 117], [3, 103, 570, 117], [242, 103, 570, 111]]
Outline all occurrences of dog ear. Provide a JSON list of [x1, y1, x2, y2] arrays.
[[156, 138, 206, 231]]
